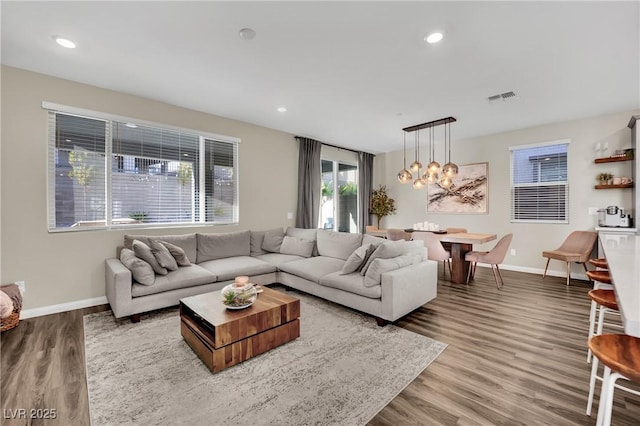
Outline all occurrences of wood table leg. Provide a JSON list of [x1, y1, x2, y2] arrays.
[[449, 243, 473, 284]]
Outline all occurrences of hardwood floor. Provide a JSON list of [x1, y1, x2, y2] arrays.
[[1, 268, 639, 425]]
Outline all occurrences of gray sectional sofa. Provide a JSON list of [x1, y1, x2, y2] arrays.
[[105, 227, 438, 324]]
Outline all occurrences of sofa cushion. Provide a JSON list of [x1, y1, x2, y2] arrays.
[[250, 230, 267, 256], [364, 255, 414, 287], [319, 271, 382, 299], [149, 238, 178, 271], [124, 234, 197, 264], [341, 244, 375, 275], [280, 236, 314, 258], [316, 229, 363, 260], [198, 256, 277, 281], [132, 240, 168, 275], [120, 248, 155, 286], [285, 227, 318, 256], [197, 230, 250, 263], [131, 264, 216, 297], [254, 253, 305, 268], [362, 234, 385, 248], [262, 228, 285, 253], [278, 256, 345, 283], [403, 240, 427, 264], [360, 240, 406, 275], [160, 241, 191, 266]]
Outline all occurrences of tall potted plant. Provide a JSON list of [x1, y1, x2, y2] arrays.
[[369, 185, 396, 229]]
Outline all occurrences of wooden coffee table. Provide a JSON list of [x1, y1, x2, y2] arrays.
[[179, 286, 300, 372]]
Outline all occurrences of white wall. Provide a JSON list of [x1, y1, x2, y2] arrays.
[[1, 66, 299, 310], [374, 109, 640, 277]]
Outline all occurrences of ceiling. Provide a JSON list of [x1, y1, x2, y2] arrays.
[[2, 1, 639, 154]]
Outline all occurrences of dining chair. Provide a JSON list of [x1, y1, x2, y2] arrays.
[[365, 225, 378, 232], [542, 231, 597, 286], [465, 233, 513, 289], [386, 228, 411, 241], [412, 232, 451, 279]]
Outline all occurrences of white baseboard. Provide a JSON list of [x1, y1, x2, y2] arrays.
[[474, 262, 588, 282], [20, 296, 108, 319]]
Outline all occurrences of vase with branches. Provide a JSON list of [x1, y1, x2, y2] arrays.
[[369, 185, 396, 229]]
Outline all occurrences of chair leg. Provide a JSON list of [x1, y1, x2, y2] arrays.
[[566, 262, 571, 286], [495, 264, 504, 289], [587, 300, 597, 363], [466, 264, 472, 284], [586, 355, 600, 415], [447, 259, 452, 278], [542, 258, 550, 279], [581, 262, 589, 273]]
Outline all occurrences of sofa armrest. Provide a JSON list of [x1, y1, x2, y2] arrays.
[[379, 260, 438, 322], [105, 258, 133, 318]]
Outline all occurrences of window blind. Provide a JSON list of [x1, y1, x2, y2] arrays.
[[46, 106, 239, 231], [510, 141, 569, 223]]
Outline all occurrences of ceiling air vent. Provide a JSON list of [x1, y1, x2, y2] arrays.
[[487, 91, 518, 104]]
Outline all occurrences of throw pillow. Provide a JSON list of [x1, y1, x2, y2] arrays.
[[148, 238, 178, 271], [160, 241, 191, 266], [364, 255, 413, 287], [360, 240, 406, 276], [341, 244, 373, 275], [280, 236, 315, 258], [132, 240, 168, 275], [120, 248, 156, 285], [262, 228, 285, 253]]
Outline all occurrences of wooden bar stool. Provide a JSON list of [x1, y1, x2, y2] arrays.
[[588, 258, 609, 269], [586, 290, 622, 415], [586, 270, 615, 363], [588, 334, 640, 426]]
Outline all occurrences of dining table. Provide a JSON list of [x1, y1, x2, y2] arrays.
[[407, 230, 497, 284], [599, 231, 640, 337]]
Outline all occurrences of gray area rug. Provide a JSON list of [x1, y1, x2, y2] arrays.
[[84, 289, 446, 425]]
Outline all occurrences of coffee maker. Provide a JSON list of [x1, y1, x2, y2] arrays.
[[598, 206, 632, 228]]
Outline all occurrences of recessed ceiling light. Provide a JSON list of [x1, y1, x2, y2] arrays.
[[239, 28, 256, 40], [125, 123, 138, 128], [277, 107, 287, 113], [425, 32, 444, 44], [53, 36, 77, 49]]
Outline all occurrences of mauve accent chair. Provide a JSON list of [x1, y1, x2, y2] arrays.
[[542, 231, 597, 286], [465, 234, 513, 289], [412, 232, 452, 279], [386, 229, 411, 241]]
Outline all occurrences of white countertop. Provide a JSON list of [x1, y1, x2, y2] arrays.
[[599, 232, 640, 338], [595, 227, 637, 233]]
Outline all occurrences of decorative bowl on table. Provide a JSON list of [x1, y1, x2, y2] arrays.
[[221, 277, 258, 309]]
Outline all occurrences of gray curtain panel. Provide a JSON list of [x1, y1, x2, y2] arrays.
[[295, 137, 321, 229], [358, 151, 374, 233]]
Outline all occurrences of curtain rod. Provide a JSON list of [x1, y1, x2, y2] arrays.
[[295, 136, 375, 156]]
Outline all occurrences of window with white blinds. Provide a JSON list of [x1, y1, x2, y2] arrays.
[[47, 105, 239, 231], [510, 140, 569, 223]]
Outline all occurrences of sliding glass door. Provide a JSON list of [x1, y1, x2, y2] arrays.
[[320, 160, 358, 232]]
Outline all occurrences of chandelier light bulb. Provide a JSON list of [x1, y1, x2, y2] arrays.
[[427, 161, 441, 175], [413, 177, 426, 189], [439, 175, 453, 189], [442, 162, 459, 178], [425, 172, 439, 184], [409, 160, 422, 173], [397, 168, 413, 184]]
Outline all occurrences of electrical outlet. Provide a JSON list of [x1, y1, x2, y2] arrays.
[[510, 249, 516, 256], [588, 207, 599, 216], [15, 281, 25, 295], [287, 212, 293, 220]]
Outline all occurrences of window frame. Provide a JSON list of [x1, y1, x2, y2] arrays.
[[44, 102, 240, 233], [509, 139, 570, 224]]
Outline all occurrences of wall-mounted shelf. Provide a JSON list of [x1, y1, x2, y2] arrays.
[[594, 184, 634, 189], [594, 156, 633, 164]]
